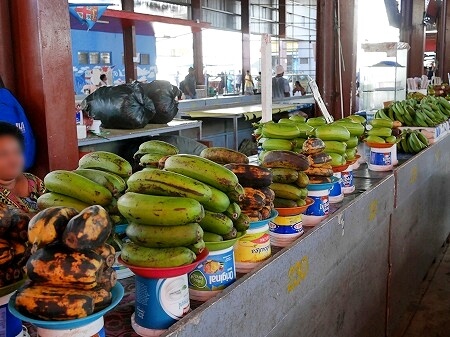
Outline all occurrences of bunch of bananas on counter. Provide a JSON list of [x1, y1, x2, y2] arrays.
[[225, 164, 274, 222], [376, 96, 450, 127], [38, 151, 131, 224], [0, 205, 31, 289], [365, 118, 399, 144], [397, 130, 429, 154], [255, 117, 315, 159], [16, 205, 117, 320], [119, 149, 248, 265], [257, 150, 310, 208]]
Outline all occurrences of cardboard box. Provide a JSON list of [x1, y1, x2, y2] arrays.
[[398, 120, 448, 144]]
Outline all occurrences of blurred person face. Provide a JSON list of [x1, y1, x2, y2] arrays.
[[0, 136, 25, 181]]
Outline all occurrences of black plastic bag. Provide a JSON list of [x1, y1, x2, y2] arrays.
[[142, 80, 181, 124], [81, 83, 156, 129]]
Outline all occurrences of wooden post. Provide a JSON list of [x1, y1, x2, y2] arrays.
[[279, 0, 286, 38], [316, 0, 338, 118], [9, 0, 78, 176], [436, 0, 450, 81], [122, 0, 137, 82], [0, 0, 15, 92], [400, 0, 425, 78]]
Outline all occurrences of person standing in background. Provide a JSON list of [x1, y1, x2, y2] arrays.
[[235, 70, 242, 93], [175, 71, 180, 87], [255, 71, 262, 93], [272, 65, 290, 99], [293, 80, 306, 96], [182, 67, 197, 99], [244, 70, 254, 95]]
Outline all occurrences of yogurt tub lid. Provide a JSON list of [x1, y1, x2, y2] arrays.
[[307, 176, 339, 191]]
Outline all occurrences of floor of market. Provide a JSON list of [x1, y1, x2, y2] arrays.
[[401, 241, 450, 337]]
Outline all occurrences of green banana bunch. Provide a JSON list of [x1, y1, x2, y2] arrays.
[[78, 151, 132, 178], [397, 130, 429, 154]]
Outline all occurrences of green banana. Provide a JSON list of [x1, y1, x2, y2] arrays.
[[414, 111, 428, 127], [199, 211, 234, 235], [323, 141, 347, 155], [385, 136, 397, 144], [262, 138, 293, 151], [78, 151, 132, 178], [262, 122, 301, 139], [366, 135, 386, 144], [400, 136, 410, 153], [295, 124, 315, 138], [163, 154, 240, 193], [437, 96, 450, 109], [203, 186, 230, 213], [270, 183, 303, 201], [388, 107, 395, 121], [139, 153, 167, 167], [270, 168, 299, 184], [74, 169, 126, 197], [314, 124, 351, 141], [378, 108, 391, 120], [306, 117, 327, 127], [118, 192, 204, 226], [224, 202, 241, 220], [345, 147, 358, 159], [44, 170, 112, 206], [367, 127, 392, 137], [203, 232, 223, 242], [126, 169, 213, 205], [416, 132, 429, 147], [37, 192, 90, 212], [273, 197, 297, 208], [408, 132, 422, 153], [121, 242, 196, 267], [126, 222, 203, 248], [187, 240, 205, 254], [233, 213, 250, 232], [327, 152, 346, 166], [346, 136, 359, 149], [138, 140, 179, 155], [369, 119, 394, 128]]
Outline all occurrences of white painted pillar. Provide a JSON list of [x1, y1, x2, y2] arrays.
[[261, 34, 272, 122]]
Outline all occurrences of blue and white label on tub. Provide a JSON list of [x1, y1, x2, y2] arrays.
[[341, 170, 354, 188], [189, 248, 236, 292], [269, 221, 304, 235], [305, 195, 329, 216], [370, 152, 392, 166], [329, 179, 342, 197], [135, 275, 190, 330]]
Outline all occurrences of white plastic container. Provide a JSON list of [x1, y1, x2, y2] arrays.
[[131, 313, 166, 337], [341, 166, 355, 194], [391, 144, 398, 165], [303, 188, 330, 227], [329, 172, 344, 203], [189, 246, 236, 302], [0, 292, 22, 337], [269, 213, 304, 247], [368, 146, 393, 171], [134, 275, 190, 332], [37, 318, 105, 337], [235, 223, 271, 274]]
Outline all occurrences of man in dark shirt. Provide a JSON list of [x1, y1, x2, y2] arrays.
[[181, 67, 197, 99]]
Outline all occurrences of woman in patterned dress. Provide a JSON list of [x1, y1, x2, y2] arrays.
[[0, 122, 45, 214]]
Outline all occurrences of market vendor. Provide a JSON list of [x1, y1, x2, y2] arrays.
[[0, 122, 45, 214]]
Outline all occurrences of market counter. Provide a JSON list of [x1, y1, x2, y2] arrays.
[[61, 134, 450, 337], [161, 134, 450, 337]]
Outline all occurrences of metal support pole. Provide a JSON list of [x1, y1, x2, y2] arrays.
[[192, 0, 204, 85]]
